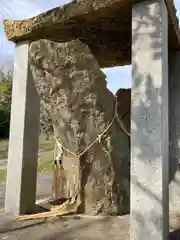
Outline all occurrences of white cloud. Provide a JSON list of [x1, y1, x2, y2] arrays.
[[174, 0, 180, 23], [0, 0, 72, 19], [0, 0, 72, 67]]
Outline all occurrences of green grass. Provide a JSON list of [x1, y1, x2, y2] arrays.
[[38, 135, 54, 152], [0, 136, 55, 160], [0, 140, 9, 160], [37, 150, 54, 174], [0, 135, 55, 184], [0, 169, 6, 184]]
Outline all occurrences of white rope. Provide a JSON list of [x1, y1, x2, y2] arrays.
[[17, 97, 131, 220], [55, 115, 116, 160], [55, 138, 64, 167], [52, 96, 131, 206], [53, 96, 131, 200], [54, 96, 130, 161]]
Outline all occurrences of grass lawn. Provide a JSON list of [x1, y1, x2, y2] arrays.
[[0, 135, 54, 184], [38, 150, 54, 173], [0, 169, 6, 184], [0, 140, 9, 160]]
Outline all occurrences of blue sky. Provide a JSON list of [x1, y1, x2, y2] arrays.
[[0, 0, 180, 93]]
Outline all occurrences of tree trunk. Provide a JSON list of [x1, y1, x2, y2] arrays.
[[29, 39, 130, 215]]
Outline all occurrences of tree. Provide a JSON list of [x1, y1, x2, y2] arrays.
[[0, 69, 12, 138], [39, 99, 53, 138], [0, 67, 53, 138]]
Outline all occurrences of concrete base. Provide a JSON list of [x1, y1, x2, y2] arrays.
[[0, 214, 129, 240], [0, 212, 179, 240]]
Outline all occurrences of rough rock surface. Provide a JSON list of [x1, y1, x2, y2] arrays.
[[115, 88, 130, 134], [3, 0, 180, 67], [29, 39, 130, 215]]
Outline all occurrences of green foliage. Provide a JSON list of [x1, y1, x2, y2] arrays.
[[0, 67, 54, 139], [0, 107, 10, 138], [0, 169, 6, 184], [0, 69, 12, 139]]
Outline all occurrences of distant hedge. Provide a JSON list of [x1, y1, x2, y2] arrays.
[[0, 69, 12, 139], [0, 107, 10, 139]]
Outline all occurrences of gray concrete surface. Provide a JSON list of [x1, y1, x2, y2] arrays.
[[169, 51, 180, 230], [0, 213, 180, 240], [0, 213, 130, 240], [5, 41, 40, 216], [131, 0, 169, 239], [0, 174, 180, 239], [0, 175, 130, 240]]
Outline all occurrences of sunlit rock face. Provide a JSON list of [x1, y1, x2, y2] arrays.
[[29, 39, 130, 215]]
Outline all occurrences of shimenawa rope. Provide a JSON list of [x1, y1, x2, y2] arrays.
[[16, 96, 130, 220]]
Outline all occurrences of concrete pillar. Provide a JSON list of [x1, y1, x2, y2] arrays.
[[131, 0, 169, 239], [169, 52, 180, 230], [5, 41, 40, 216]]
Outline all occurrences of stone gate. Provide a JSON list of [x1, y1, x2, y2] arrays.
[[3, 0, 180, 239]]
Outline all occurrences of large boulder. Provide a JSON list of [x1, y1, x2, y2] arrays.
[[29, 39, 130, 215]]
